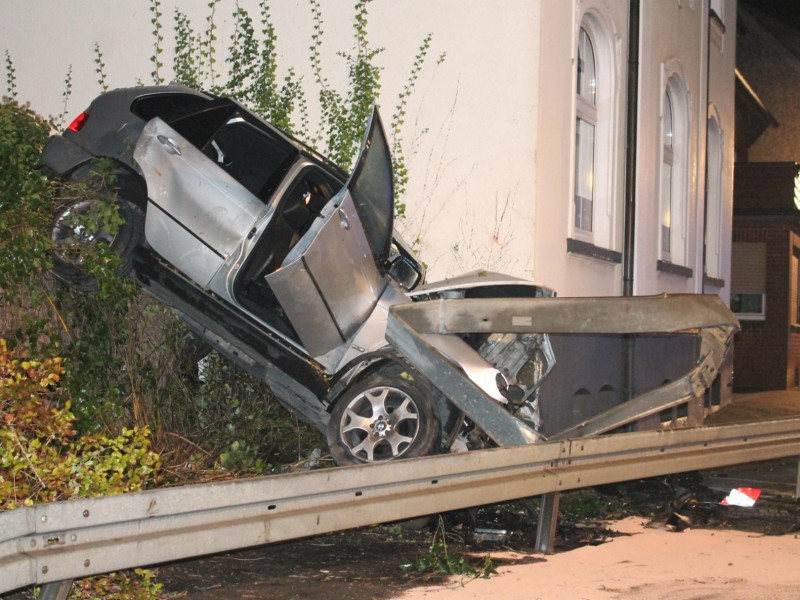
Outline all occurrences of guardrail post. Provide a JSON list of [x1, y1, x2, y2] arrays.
[[39, 580, 72, 600], [796, 456, 800, 500], [535, 491, 560, 554]]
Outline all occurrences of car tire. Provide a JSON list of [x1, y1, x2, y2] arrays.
[[50, 188, 142, 291], [327, 363, 441, 465]]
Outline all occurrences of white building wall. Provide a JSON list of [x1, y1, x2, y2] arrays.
[[634, 0, 735, 298], [709, 0, 736, 303], [534, 0, 629, 297], [0, 0, 544, 282], [636, 0, 704, 295], [1, 0, 735, 299]]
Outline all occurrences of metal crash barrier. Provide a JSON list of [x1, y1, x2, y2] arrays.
[[4, 418, 800, 596], [6, 293, 799, 599], [386, 293, 738, 445], [386, 293, 739, 551]]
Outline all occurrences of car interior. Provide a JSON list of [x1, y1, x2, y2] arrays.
[[234, 167, 340, 341]]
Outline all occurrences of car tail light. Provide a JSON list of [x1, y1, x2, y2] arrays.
[[67, 112, 89, 132]]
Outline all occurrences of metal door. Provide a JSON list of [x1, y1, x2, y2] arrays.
[[265, 109, 395, 357], [134, 117, 266, 287]]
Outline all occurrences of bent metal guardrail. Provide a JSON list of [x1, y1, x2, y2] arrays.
[[3, 418, 800, 595], [386, 293, 739, 444], [386, 292, 740, 554], [3, 292, 784, 598]]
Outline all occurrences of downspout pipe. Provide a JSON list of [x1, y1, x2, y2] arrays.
[[622, 0, 640, 298], [700, 3, 712, 294], [622, 0, 641, 402]]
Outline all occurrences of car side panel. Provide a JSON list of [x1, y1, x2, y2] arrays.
[[134, 118, 264, 287], [144, 202, 226, 285], [40, 135, 95, 177], [131, 247, 330, 402]]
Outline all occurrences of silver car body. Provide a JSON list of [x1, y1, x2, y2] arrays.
[[133, 108, 555, 433]]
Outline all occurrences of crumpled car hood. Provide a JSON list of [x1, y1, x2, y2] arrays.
[[408, 270, 555, 297]]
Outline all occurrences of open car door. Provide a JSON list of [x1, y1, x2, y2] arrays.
[[133, 110, 296, 288], [265, 108, 395, 357]]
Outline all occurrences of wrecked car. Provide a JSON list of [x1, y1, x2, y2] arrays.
[[41, 85, 555, 465]]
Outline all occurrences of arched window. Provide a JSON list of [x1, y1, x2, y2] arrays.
[[571, 12, 619, 254], [661, 90, 674, 255], [574, 26, 597, 233], [597, 384, 616, 412], [705, 113, 723, 278], [660, 72, 689, 265], [571, 388, 592, 421]]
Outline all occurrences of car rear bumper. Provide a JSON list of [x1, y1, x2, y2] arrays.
[[40, 135, 93, 176]]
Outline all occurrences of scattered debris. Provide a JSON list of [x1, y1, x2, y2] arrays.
[[472, 528, 511, 544], [301, 448, 323, 469], [721, 487, 762, 507], [665, 512, 692, 532]]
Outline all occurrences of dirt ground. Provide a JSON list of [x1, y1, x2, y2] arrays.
[[151, 390, 800, 600], [144, 462, 800, 600], [398, 514, 800, 600]]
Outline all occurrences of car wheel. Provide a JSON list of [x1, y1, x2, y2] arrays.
[[327, 364, 441, 465], [50, 189, 142, 291]]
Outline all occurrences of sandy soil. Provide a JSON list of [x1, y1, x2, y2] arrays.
[[397, 516, 800, 600]]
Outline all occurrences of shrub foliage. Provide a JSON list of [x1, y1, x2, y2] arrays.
[[0, 0, 442, 484], [1, 0, 440, 484], [0, 338, 161, 510]]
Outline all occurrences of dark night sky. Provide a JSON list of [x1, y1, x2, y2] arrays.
[[740, 0, 800, 31]]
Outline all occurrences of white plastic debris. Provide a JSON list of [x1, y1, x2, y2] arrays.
[[720, 487, 761, 507]]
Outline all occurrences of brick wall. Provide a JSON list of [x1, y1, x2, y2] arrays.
[[732, 220, 793, 390], [734, 163, 799, 213]]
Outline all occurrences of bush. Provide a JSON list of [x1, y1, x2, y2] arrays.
[[0, 338, 161, 511], [0, 100, 53, 283], [0, 99, 140, 433]]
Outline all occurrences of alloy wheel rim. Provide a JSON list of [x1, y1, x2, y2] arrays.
[[339, 386, 420, 462], [51, 200, 116, 265]]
